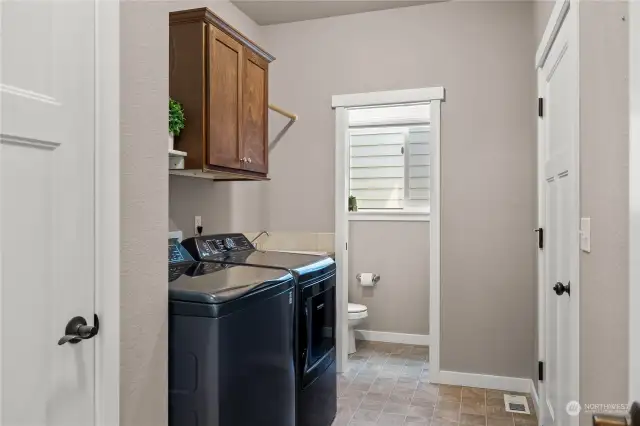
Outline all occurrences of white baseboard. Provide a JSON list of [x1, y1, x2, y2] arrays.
[[435, 370, 531, 393], [529, 379, 540, 418], [354, 329, 430, 346]]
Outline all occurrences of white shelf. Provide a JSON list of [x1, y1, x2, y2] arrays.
[[169, 149, 187, 170]]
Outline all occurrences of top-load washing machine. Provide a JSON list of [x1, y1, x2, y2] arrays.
[[181, 234, 337, 426], [168, 238, 296, 426]]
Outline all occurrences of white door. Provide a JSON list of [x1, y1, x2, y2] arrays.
[[0, 1, 97, 425], [538, 8, 579, 426]]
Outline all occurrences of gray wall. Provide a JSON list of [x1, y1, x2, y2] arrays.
[[579, 1, 629, 421], [534, 0, 554, 46], [264, 1, 537, 379], [121, 2, 265, 426], [120, 2, 169, 425], [349, 222, 430, 335]]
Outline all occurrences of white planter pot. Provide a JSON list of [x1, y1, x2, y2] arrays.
[[169, 133, 174, 151]]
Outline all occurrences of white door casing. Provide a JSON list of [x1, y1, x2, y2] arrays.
[[334, 106, 349, 373], [630, 0, 640, 404], [536, 1, 580, 426], [0, 1, 120, 425]]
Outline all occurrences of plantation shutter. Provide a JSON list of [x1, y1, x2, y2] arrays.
[[349, 129, 405, 210], [407, 126, 430, 203]]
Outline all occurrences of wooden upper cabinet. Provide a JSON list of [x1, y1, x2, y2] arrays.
[[208, 27, 242, 170], [241, 48, 269, 174], [169, 8, 274, 180]]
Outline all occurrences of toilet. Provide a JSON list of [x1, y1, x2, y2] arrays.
[[347, 303, 368, 354]]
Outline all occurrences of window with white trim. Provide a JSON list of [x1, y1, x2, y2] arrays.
[[348, 104, 431, 213]]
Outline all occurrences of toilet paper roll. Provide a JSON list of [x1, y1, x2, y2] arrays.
[[359, 273, 374, 286]]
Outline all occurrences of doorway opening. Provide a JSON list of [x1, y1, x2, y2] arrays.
[[332, 88, 444, 379]]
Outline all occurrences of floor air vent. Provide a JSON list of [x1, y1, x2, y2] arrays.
[[504, 394, 530, 414]]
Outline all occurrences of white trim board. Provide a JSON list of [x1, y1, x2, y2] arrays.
[[529, 379, 540, 422], [354, 330, 430, 346], [349, 212, 430, 222], [535, 0, 570, 68], [334, 106, 349, 373], [95, 0, 120, 424], [332, 87, 445, 108], [428, 99, 442, 383], [630, 0, 640, 403], [435, 371, 531, 394]]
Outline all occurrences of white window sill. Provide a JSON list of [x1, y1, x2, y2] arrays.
[[348, 210, 430, 222]]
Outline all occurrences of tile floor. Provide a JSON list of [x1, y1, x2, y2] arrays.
[[334, 341, 538, 426]]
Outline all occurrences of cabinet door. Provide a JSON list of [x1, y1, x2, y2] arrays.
[[241, 48, 269, 174], [208, 26, 242, 169]]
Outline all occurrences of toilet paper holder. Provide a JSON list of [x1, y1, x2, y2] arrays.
[[356, 273, 380, 284]]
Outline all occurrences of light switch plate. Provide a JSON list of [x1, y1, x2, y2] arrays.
[[580, 217, 591, 252]]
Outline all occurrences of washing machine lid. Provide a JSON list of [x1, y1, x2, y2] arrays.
[[181, 234, 336, 282], [169, 262, 294, 304]]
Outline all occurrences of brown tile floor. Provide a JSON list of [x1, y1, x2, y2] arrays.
[[334, 341, 538, 426]]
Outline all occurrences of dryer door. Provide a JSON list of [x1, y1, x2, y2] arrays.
[[302, 275, 336, 373]]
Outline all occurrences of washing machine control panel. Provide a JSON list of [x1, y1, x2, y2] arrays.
[[181, 234, 254, 261], [168, 238, 196, 282], [168, 238, 194, 264]]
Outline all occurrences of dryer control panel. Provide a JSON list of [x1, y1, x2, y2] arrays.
[[181, 234, 254, 261]]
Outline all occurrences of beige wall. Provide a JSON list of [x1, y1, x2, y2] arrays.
[[120, 2, 169, 425], [169, 177, 234, 234], [264, 1, 537, 379], [349, 221, 430, 335], [121, 2, 265, 426], [579, 2, 629, 421], [534, 1, 554, 47]]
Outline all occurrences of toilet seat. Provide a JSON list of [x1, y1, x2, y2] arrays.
[[348, 303, 368, 320]]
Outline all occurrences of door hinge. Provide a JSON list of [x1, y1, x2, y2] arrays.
[[538, 98, 544, 118], [535, 228, 544, 249], [538, 361, 544, 381]]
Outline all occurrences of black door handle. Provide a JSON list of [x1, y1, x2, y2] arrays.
[[58, 314, 99, 345], [553, 282, 570, 296]]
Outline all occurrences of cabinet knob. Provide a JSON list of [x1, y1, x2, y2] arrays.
[[240, 157, 246, 163], [247, 158, 252, 164]]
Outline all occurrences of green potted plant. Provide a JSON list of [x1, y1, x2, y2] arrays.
[[349, 195, 358, 212], [169, 98, 185, 151]]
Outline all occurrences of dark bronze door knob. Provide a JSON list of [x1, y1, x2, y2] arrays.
[[553, 282, 570, 296]]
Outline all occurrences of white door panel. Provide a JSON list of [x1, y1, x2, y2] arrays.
[[1, 1, 96, 425], [539, 8, 579, 426]]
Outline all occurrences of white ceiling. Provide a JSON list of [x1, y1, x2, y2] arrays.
[[231, 0, 436, 25]]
